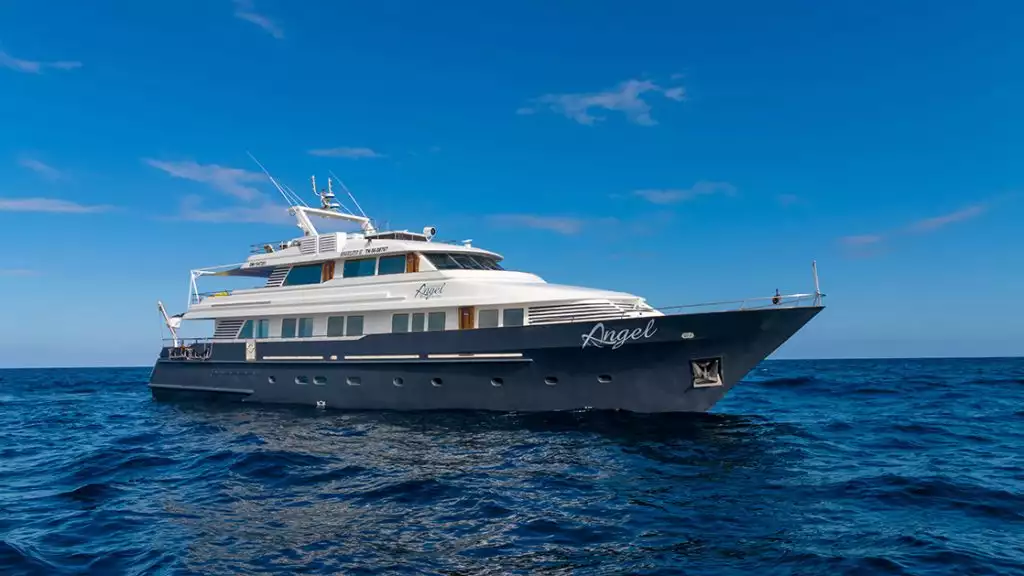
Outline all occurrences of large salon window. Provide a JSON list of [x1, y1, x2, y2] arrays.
[[411, 312, 425, 332], [281, 318, 297, 338], [478, 309, 499, 329], [424, 253, 504, 271], [346, 315, 364, 336], [392, 313, 409, 333], [378, 255, 406, 276], [327, 316, 345, 337], [503, 308, 524, 327], [427, 311, 446, 332], [297, 317, 314, 338], [255, 319, 270, 338], [343, 257, 377, 278], [283, 264, 323, 286]]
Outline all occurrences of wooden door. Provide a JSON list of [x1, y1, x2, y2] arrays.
[[406, 253, 420, 273], [321, 260, 336, 282], [459, 306, 475, 330]]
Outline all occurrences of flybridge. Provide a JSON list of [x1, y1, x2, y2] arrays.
[[247, 152, 441, 244]]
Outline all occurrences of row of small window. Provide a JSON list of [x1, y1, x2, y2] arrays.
[[237, 315, 365, 339], [478, 308, 524, 328], [281, 252, 504, 286], [392, 311, 447, 333]]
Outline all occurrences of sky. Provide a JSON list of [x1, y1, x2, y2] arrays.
[[1, 0, 1022, 367]]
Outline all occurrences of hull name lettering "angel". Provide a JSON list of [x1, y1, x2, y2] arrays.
[[581, 319, 658, 350]]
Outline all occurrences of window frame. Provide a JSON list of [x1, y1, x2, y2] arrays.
[[427, 311, 446, 332], [281, 318, 297, 338], [392, 313, 410, 333], [346, 315, 364, 336]]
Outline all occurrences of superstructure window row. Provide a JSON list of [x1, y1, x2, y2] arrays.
[[424, 253, 503, 271]]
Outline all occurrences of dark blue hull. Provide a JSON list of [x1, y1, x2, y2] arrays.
[[149, 306, 822, 413]]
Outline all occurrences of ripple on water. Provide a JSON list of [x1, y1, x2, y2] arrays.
[[0, 361, 1022, 575]]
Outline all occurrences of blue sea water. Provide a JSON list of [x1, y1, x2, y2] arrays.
[[1, 358, 1022, 575]]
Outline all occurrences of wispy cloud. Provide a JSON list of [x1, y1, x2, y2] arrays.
[[840, 234, 884, 246], [0, 268, 39, 277], [233, 0, 284, 39], [489, 214, 588, 235], [308, 147, 384, 159], [144, 158, 265, 201], [0, 197, 112, 213], [776, 193, 799, 206], [840, 203, 989, 254], [633, 181, 736, 205], [18, 157, 63, 181], [908, 205, 987, 233], [0, 50, 81, 74], [176, 194, 291, 225], [517, 78, 686, 126]]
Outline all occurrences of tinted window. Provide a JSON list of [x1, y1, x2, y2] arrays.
[[343, 257, 376, 277], [424, 253, 461, 270], [283, 264, 323, 286], [411, 313, 425, 332], [392, 313, 409, 333], [238, 320, 254, 339], [346, 315, 364, 336], [427, 311, 445, 331], [281, 318, 297, 338], [255, 319, 270, 338], [451, 253, 485, 270], [503, 308, 524, 327], [327, 316, 345, 337], [378, 255, 406, 275], [424, 252, 503, 270], [298, 318, 314, 337], [478, 309, 499, 328]]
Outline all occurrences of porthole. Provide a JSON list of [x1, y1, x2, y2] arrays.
[[431, 377, 443, 387], [544, 376, 558, 386], [314, 376, 327, 385], [393, 377, 404, 387], [268, 376, 277, 384], [347, 376, 361, 386], [491, 377, 503, 387], [597, 374, 613, 384], [295, 376, 309, 385]]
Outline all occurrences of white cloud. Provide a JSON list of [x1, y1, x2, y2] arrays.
[[308, 147, 384, 159], [0, 197, 111, 213], [0, 268, 38, 277], [488, 214, 586, 235], [633, 181, 736, 205], [517, 78, 686, 126], [144, 158, 266, 201], [908, 204, 986, 233], [176, 194, 292, 225], [0, 50, 81, 74], [840, 202, 989, 254], [18, 157, 63, 181], [776, 193, 799, 206], [233, 0, 284, 39]]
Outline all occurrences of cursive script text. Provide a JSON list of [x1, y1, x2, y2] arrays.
[[414, 283, 446, 299], [581, 319, 657, 350]]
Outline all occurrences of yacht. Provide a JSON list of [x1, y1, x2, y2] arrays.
[[150, 174, 825, 412]]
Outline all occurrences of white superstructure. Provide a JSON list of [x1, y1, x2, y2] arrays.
[[167, 171, 659, 345]]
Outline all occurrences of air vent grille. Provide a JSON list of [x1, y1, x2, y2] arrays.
[[528, 300, 647, 325], [213, 319, 245, 339], [318, 234, 337, 253], [265, 267, 289, 288], [300, 237, 317, 255]]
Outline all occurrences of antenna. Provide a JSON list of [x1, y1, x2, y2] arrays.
[[246, 151, 308, 208], [329, 170, 368, 218]]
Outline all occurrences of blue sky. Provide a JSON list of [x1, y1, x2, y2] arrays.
[[1, 0, 1022, 367]]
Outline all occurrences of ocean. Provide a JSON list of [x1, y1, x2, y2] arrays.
[[1, 358, 1022, 575]]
